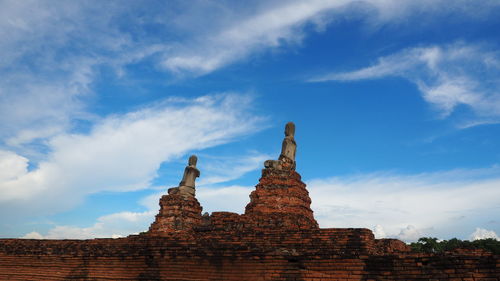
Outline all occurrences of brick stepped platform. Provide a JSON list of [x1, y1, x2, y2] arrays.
[[0, 228, 498, 280]]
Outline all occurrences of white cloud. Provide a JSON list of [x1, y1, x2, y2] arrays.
[[310, 43, 500, 124], [21, 211, 155, 239], [138, 192, 166, 213], [0, 2, 172, 149], [373, 224, 386, 239], [21, 165, 500, 240], [0, 150, 28, 182], [161, 0, 347, 75], [21, 231, 44, 239], [197, 152, 270, 186], [140, 151, 266, 215], [2, 0, 499, 146], [139, 151, 268, 215], [308, 167, 500, 241], [3, 0, 500, 239], [22, 184, 255, 239], [0, 61, 97, 148], [0, 1, 117, 146], [27, 151, 262, 239], [160, 0, 500, 75], [0, 93, 263, 219], [470, 228, 499, 240], [197, 185, 254, 215], [396, 225, 422, 242]]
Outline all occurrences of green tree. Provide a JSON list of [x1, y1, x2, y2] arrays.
[[410, 237, 500, 254]]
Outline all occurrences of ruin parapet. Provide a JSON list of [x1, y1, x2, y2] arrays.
[[0, 122, 498, 280]]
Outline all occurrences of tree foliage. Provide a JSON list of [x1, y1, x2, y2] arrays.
[[410, 237, 500, 254]]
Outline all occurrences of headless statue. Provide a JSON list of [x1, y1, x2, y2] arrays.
[[264, 122, 297, 170], [170, 155, 200, 198]]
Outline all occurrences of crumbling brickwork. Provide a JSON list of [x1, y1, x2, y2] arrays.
[[244, 168, 318, 230], [149, 194, 203, 233], [0, 228, 498, 280], [0, 122, 498, 280], [1, 167, 498, 280]]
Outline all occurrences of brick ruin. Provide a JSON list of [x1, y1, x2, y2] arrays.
[[0, 122, 499, 280]]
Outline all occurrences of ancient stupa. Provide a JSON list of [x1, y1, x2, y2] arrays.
[[0, 122, 498, 280], [148, 121, 318, 235]]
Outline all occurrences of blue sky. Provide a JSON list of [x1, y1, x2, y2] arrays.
[[1, 0, 499, 242]]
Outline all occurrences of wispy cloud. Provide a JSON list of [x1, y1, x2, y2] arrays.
[[24, 166, 500, 240], [3, 0, 500, 240], [0, 93, 264, 222], [142, 184, 256, 218], [160, 0, 500, 75], [161, 0, 344, 75], [310, 43, 500, 126], [307, 167, 500, 241], [22, 210, 155, 239], [1, 2, 117, 148], [2, 0, 500, 147], [197, 152, 270, 186], [21, 184, 256, 239], [0, 1, 169, 149]]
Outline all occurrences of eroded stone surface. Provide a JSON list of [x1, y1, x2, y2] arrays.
[[280, 122, 296, 162], [265, 122, 297, 171], [178, 155, 200, 198]]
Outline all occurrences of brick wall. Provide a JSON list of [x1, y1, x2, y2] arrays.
[[1, 167, 498, 280], [1, 229, 498, 280]]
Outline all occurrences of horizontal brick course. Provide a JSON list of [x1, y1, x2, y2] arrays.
[[1, 168, 498, 280]]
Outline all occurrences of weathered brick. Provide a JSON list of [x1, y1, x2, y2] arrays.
[[0, 167, 498, 280]]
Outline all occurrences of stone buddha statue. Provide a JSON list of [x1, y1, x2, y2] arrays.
[[264, 122, 297, 170], [170, 155, 200, 198]]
